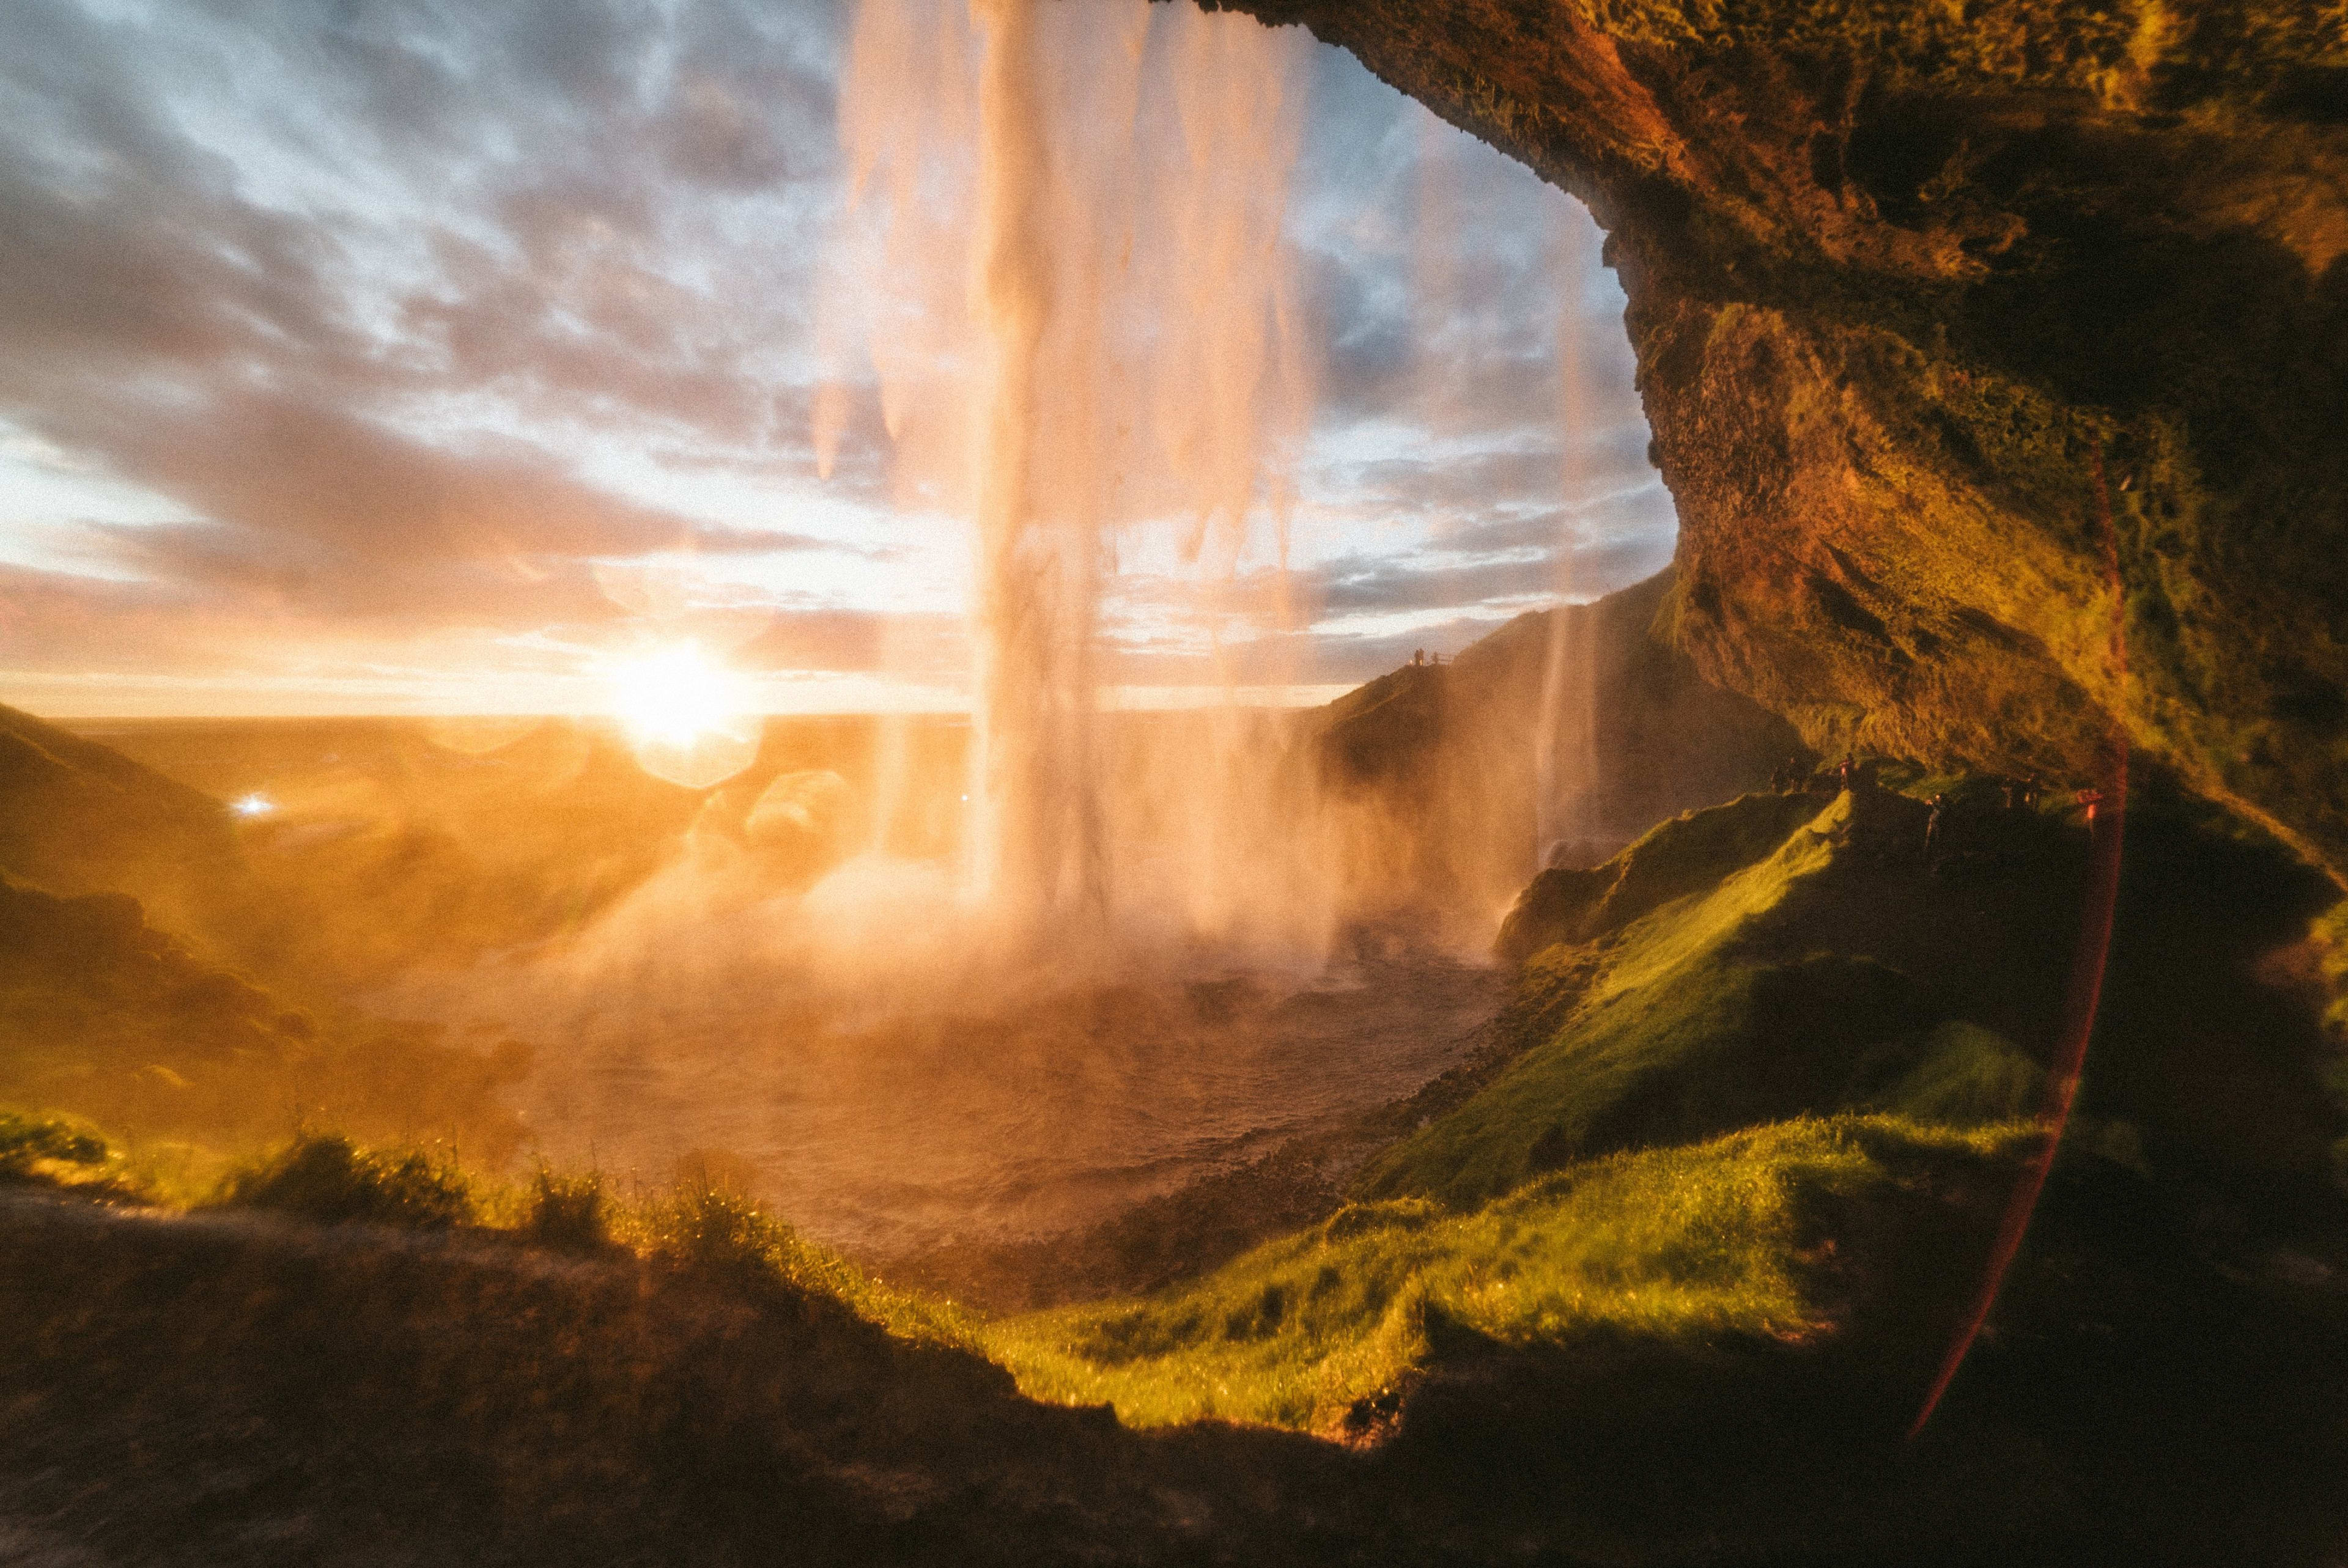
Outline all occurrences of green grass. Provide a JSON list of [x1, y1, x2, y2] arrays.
[[520, 1162, 610, 1252], [0, 1098, 986, 1354], [1357, 779, 2110, 1208], [221, 1132, 475, 1229], [0, 1108, 113, 1183], [615, 1182, 980, 1349], [1869, 1020, 2047, 1125], [1367, 793, 1880, 1205], [981, 779, 2066, 1436], [1499, 790, 1829, 960], [0, 1108, 213, 1201], [985, 1114, 2033, 1433], [200, 1130, 983, 1347]]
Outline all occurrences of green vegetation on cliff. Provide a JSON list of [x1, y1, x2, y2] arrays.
[[1376, 789, 2047, 1205], [987, 1114, 2029, 1432], [985, 768, 2347, 1449]]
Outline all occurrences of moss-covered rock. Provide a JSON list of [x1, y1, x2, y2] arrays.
[[1377, 773, 2346, 1209], [1213, 0, 2348, 882]]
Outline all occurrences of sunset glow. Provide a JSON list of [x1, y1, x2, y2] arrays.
[[608, 644, 756, 750], [606, 643, 763, 789]]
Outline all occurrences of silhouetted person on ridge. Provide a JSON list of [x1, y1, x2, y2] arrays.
[[1412, 649, 1423, 667], [1924, 792, 1947, 861]]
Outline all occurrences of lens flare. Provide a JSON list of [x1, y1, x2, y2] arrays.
[[607, 644, 762, 790]]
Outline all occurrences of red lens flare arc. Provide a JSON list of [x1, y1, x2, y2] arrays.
[[1908, 443, 2131, 1440]]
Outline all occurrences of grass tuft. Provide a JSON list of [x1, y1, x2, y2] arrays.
[[221, 1132, 474, 1230], [0, 1108, 111, 1178], [522, 1163, 610, 1253], [1867, 1020, 2047, 1125], [624, 1183, 983, 1348]]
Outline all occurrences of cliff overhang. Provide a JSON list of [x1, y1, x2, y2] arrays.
[[1209, 0, 2348, 882]]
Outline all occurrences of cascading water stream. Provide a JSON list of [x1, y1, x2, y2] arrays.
[[822, 0, 1319, 954], [966, 0, 1108, 918]]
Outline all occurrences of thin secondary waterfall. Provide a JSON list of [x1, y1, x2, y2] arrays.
[[1534, 205, 1602, 870]]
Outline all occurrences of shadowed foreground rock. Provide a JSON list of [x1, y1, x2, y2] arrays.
[[6, 1164, 2346, 1567]]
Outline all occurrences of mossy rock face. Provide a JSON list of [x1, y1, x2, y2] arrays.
[[1379, 775, 2348, 1209], [1214, 0, 2348, 882]]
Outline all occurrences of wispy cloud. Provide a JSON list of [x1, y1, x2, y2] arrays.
[[0, 0, 1673, 713]]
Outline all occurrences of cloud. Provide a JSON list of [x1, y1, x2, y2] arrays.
[[0, 0, 1676, 712]]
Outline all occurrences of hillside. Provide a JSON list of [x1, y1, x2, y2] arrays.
[[1309, 568, 1802, 923], [0, 712, 536, 1169], [0, 703, 241, 925], [0, 873, 528, 1168], [978, 773, 2348, 1559]]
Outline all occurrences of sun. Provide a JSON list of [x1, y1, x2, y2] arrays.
[[607, 642, 754, 749]]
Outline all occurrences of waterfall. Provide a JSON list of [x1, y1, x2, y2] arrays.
[[823, 0, 1316, 947]]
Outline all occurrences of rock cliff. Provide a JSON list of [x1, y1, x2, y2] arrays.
[[1216, 0, 2348, 880]]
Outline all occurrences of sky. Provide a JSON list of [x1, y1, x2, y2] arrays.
[[0, 0, 1677, 717]]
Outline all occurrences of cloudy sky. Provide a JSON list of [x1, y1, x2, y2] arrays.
[[0, 0, 1675, 717]]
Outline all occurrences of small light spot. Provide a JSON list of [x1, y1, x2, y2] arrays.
[[231, 793, 276, 819]]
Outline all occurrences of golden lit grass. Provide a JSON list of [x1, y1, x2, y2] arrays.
[[984, 1114, 2034, 1434], [0, 1113, 985, 1355], [0, 1108, 120, 1191], [1360, 795, 1855, 1205], [1360, 786, 2070, 1209], [607, 1182, 983, 1349], [7, 1105, 2024, 1438]]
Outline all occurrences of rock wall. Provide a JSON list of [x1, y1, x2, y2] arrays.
[[1211, 0, 2348, 882]]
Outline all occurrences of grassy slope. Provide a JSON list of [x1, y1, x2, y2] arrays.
[[1379, 789, 2049, 1207], [0, 709, 555, 1174], [985, 774, 2348, 1456], [0, 703, 236, 896], [7, 765, 2347, 1560], [987, 1114, 2029, 1432]]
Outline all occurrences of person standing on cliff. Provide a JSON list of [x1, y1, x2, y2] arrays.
[[1924, 793, 1947, 862], [1838, 754, 1855, 792]]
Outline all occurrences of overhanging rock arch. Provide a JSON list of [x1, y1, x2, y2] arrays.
[[1203, 0, 2348, 883]]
